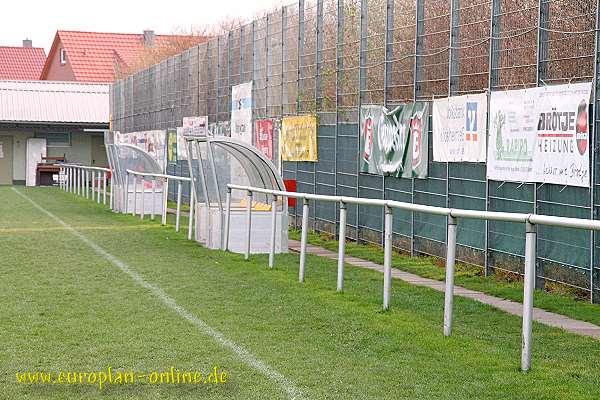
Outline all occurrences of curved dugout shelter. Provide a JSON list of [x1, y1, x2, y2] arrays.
[[104, 132, 164, 214], [185, 136, 288, 254]]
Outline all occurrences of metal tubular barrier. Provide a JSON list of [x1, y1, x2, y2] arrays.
[[125, 170, 193, 239], [444, 215, 457, 337], [245, 190, 253, 261], [60, 164, 111, 203], [187, 190, 194, 241], [151, 178, 156, 221], [383, 205, 393, 311], [223, 188, 231, 251], [269, 195, 278, 269], [140, 176, 146, 220], [176, 180, 182, 232], [337, 201, 347, 292], [227, 183, 600, 371], [299, 197, 309, 283]]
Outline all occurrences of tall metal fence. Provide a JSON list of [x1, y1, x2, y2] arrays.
[[111, 0, 600, 303]]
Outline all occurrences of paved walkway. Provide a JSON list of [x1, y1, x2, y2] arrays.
[[288, 239, 600, 341]]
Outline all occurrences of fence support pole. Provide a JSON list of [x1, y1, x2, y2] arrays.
[[188, 188, 194, 240], [85, 170, 89, 199], [444, 215, 457, 337], [91, 170, 95, 201], [97, 172, 101, 204], [224, 188, 231, 251], [110, 174, 114, 210], [134, 176, 140, 216], [162, 178, 169, 225], [383, 205, 393, 310], [299, 197, 309, 283], [337, 201, 347, 292], [77, 168, 81, 196], [103, 171, 107, 205], [127, 173, 132, 215], [521, 220, 537, 371], [140, 176, 145, 220], [176, 180, 182, 232], [269, 195, 278, 269], [151, 178, 156, 220], [245, 190, 253, 260]]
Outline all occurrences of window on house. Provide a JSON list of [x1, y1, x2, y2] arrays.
[[35, 132, 71, 147], [60, 48, 67, 65]]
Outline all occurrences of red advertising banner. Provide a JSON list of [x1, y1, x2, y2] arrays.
[[255, 119, 274, 160]]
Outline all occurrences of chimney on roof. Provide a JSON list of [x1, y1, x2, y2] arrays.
[[143, 30, 155, 48], [23, 39, 32, 47]]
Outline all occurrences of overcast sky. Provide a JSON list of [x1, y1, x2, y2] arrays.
[[1, 0, 286, 53]]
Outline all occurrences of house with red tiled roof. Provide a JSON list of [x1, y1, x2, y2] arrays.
[[0, 40, 46, 80], [40, 30, 208, 83]]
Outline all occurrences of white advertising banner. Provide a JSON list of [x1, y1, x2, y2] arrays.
[[487, 82, 592, 187], [116, 130, 167, 171], [231, 81, 253, 144], [182, 116, 208, 136], [433, 92, 487, 162]]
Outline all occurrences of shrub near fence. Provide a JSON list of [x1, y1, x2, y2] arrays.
[[111, 0, 600, 303]]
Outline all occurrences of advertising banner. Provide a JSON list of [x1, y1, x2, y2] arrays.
[[487, 83, 591, 187], [116, 130, 166, 171], [167, 128, 177, 165], [255, 119, 274, 160], [182, 116, 208, 136], [231, 82, 253, 144], [359, 103, 428, 178], [433, 93, 487, 162], [280, 115, 318, 161]]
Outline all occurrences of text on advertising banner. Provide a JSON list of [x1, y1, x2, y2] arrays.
[[433, 92, 487, 162]]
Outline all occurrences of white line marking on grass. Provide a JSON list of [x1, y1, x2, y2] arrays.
[[13, 188, 304, 400]]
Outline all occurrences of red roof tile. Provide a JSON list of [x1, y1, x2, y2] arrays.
[[41, 31, 207, 83], [0, 46, 46, 80]]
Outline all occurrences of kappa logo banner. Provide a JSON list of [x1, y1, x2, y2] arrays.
[[433, 93, 487, 162], [231, 82, 253, 144], [280, 115, 318, 161], [487, 82, 592, 187], [359, 103, 429, 178]]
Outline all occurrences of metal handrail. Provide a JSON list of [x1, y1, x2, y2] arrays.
[[227, 183, 600, 372], [59, 164, 111, 205], [125, 169, 194, 240]]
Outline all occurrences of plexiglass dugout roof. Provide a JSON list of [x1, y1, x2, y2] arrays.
[[185, 136, 285, 208]]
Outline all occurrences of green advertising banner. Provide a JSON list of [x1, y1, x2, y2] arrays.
[[167, 128, 178, 165], [359, 103, 429, 178]]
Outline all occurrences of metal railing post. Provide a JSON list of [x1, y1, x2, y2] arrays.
[[188, 188, 194, 240], [383, 204, 393, 310], [91, 170, 95, 201], [151, 178, 156, 220], [132, 175, 137, 216], [103, 171, 107, 205], [109, 174, 114, 210], [444, 215, 458, 336], [77, 168, 81, 196], [269, 195, 278, 268], [521, 220, 537, 371], [223, 188, 231, 251], [299, 197, 309, 282], [176, 180, 182, 232], [140, 176, 145, 220], [337, 201, 347, 292], [245, 190, 253, 260], [161, 178, 169, 225], [85, 169, 89, 199], [124, 173, 130, 215]]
